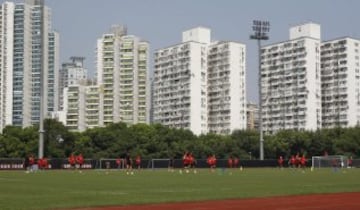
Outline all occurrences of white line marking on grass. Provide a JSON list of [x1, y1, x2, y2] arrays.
[[145, 188, 206, 193], [69, 191, 128, 195]]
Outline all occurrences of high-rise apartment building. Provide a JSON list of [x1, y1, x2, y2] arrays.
[[0, 0, 58, 132], [59, 57, 87, 110], [260, 23, 322, 134], [0, 2, 15, 132], [63, 85, 86, 131], [321, 37, 360, 128], [85, 85, 103, 129], [153, 27, 209, 135], [96, 25, 149, 126], [48, 31, 59, 113], [62, 84, 103, 131], [208, 41, 247, 134], [153, 27, 247, 135]]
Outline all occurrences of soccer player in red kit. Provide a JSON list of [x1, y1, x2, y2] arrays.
[[76, 153, 84, 171], [38, 157, 48, 170], [42, 158, 48, 169], [228, 156, 233, 168], [278, 156, 284, 169], [116, 158, 122, 169], [37, 158, 44, 170], [289, 155, 296, 168], [180, 152, 189, 174], [29, 154, 35, 172], [189, 153, 197, 174], [295, 153, 300, 168], [207, 154, 216, 173], [186, 153, 194, 173], [135, 155, 141, 170], [233, 157, 239, 168], [125, 152, 133, 175], [348, 156, 353, 168], [300, 155, 306, 171], [206, 155, 212, 171], [68, 153, 76, 169]]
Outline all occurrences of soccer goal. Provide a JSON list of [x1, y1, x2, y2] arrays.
[[98, 158, 125, 169], [312, 155, 348, 169], [148, 159, 170, 169]]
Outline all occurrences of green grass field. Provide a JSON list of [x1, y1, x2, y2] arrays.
[[0, 168, 359, 210]]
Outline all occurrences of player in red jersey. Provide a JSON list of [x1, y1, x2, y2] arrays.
[[116, 158, 122, 169], [125, 152, 133, 175], [38, 157, 48, 170], [228, 155, 233, 168], [189, 152, 197, 174], [28, 154, 35, 172], [278, 156, 284, 169], [348, 156, 353, 168], [37, 158, 44, 170], [183, 152, 191, 173], [300, 155, 306, 171], [206, 155, 212, 172], [295, 153, 301, 168], [135, 155, 141, 170], [68, 153, 76, 170], [207, 154, 217, 173], [233, 156, 240, 168], [289, 155, 296, 168], [76, 153, 84, 172], [42, 158, 48, 169]]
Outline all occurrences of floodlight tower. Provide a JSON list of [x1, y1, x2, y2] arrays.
[[38, 0, 45, 159], [250, 20, 270, 160]]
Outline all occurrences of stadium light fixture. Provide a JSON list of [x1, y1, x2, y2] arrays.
[[250, 20, 270, 160]]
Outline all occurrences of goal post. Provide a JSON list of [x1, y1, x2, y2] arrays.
[[312, 155, 348, 169], [149, 159, 170, 169], [98, 158, 125, 169]]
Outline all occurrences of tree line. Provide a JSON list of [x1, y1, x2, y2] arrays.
[[0, 119, 359, 159]]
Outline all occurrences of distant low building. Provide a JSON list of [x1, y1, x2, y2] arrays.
[[247, 102, 259, 131], [59, 56, 87, 111]]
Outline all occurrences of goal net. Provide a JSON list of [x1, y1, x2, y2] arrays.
[[98, 158, 125, 169], [148, 159, 170, 169], [312, 155, 348, 169]]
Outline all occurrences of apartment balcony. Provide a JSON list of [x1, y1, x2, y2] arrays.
[[66, 117, 79, 122], [86, 106, 99, 111], [86, 100, 99, 105], [103, 47, 114, 53]]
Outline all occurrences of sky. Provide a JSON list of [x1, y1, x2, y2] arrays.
[[6, 0, 360, 103]]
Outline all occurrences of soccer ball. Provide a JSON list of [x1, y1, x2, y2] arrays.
[[179, 170, 183, 174], [130, 171, 134, 175]]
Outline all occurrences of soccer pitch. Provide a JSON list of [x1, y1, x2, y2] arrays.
[[0, 168, 359, 210]]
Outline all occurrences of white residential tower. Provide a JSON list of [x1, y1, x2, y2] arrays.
[[153, 27, 247, 135], [260, 23, 322, 134]]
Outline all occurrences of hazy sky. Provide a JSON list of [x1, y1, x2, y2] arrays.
[[7, 0, 360, 102]]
